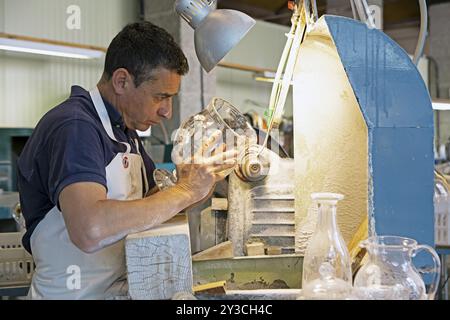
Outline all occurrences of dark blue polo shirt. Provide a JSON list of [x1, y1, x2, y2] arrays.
[[17, 85, 156, 253]]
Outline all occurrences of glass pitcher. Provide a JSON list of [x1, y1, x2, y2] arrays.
[[301, 193, 353, 300], [154, 97, 256, 190], [353, 236, 441, 300]]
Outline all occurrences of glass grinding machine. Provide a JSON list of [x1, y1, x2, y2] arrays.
[[227, 0, 434, 258]]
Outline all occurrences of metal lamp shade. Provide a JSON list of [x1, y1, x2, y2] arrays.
[[194, 9, 255, 72]]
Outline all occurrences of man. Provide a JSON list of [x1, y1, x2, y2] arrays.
[[17, 21, 235, 299]]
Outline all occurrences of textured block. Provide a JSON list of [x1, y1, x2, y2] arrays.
[[245, 242, 265, 256], [266, 246, 282, 256], [125, 215, 193, 300], [193, 280, 226, 295], [192, 241, 234, 261], [211, 198, 228, 211]]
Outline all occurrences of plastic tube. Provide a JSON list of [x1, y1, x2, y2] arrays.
[[311, 0, 319, 22], [350, 0, 358, 20], [261, 4, 306, 153]]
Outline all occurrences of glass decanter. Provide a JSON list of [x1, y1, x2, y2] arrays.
[[353, 236, 441, 300], [301, 193, 352, 300]]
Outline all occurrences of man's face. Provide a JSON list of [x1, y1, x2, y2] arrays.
[[119, 67, 181, 131]]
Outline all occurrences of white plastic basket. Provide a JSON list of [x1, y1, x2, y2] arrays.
[[0, 232, 35, 287], [435, 195, 450, 246]]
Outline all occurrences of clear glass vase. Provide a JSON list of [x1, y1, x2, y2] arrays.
[[301, 193, 352, 300], [154, 97, 256, 191]]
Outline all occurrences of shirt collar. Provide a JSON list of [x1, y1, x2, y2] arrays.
[[102, 96, 125, 129]]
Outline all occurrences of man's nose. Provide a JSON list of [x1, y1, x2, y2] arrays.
[[158, 99, 172, 119]]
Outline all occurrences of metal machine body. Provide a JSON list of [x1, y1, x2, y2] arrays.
[[228, 152, 295, 256]]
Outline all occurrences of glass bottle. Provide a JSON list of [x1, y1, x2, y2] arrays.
[[301, 193, 352, 300]]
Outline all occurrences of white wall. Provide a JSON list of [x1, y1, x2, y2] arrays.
[[0, 0, 4, 32], [0, 0, 139, 128], [217, 20, 293, 119]]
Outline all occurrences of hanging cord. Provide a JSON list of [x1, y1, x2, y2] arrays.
[[350, 0, 358, 20], [311, 0, 319, 22]]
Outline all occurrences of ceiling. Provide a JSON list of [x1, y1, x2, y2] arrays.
[[217, 0, 450, 30]]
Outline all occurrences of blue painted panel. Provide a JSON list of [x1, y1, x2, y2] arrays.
[[371, 127, 434, 246], [324, 15, 433, 129], [321, 15, 435, 250]]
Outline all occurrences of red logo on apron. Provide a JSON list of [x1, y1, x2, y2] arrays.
[[122, 156, 129, 169]]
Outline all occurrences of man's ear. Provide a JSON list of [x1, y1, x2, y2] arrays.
[[111, 68, 132, 95]]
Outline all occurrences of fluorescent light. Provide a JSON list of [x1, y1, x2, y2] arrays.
[[0, 35, 104, 59], [432, 100, 450, 111], [0, 44, 92, 59]]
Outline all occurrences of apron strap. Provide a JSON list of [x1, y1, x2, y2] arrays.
[[134, 138, 149, 195], [89, 87, 131, 154]]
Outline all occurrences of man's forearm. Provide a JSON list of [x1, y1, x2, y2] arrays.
[[61, 183, 195, 253], [92, 185, 194, 251]]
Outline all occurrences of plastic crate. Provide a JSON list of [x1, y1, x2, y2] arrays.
[[435, 195, 450, 246], [0, 232, 34, 287]]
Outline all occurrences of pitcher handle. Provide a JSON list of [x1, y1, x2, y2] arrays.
[[413, 244, 441, 300]]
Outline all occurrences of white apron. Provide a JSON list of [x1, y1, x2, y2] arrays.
[[28, 87, 148, 299]]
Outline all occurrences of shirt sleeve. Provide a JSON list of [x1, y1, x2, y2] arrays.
[[46, 120, 107, 207]]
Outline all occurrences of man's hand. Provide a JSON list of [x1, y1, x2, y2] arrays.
[[173, 130, 237, 204]]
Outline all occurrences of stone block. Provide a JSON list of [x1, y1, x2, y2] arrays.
[[245, 242, 265, 256], [125, 215, 193, 300]]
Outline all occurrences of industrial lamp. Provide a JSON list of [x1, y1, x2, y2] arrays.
[[175, 0, 255, 72]]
